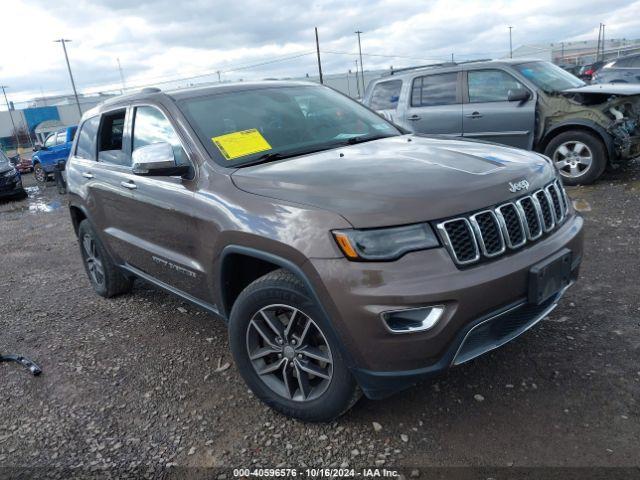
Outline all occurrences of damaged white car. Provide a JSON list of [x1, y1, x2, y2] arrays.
[[364, 59, 640, 185]]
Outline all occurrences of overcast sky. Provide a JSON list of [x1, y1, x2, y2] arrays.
[[1, 0, 639, 104]]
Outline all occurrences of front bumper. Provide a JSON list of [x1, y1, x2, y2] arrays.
[[309, 213, 584, 399], [0, 174, 24, 198]]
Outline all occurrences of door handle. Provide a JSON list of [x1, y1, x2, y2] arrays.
[[120, 180, 137, 190], [465, 112, 483, 119], [408, 114, 421, 121], [82, 172, 94, 179]]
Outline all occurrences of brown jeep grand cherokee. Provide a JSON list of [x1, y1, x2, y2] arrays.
[[66, 82, 583, 421]]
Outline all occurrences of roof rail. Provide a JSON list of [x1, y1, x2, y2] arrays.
[[384, 58, 493, 76]]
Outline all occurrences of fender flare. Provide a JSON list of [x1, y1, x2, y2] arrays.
[[217, 245, 356, 369], [539, 119, 615, 162]]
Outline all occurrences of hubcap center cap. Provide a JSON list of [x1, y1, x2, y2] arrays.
[[283, 345, 295, 359]]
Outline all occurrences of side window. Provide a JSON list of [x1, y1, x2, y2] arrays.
[[369, 80, 402, 110], [56, 131, 67, 145], [132, 106, 188, 166], [44, 134, 56, 148], [411, 73, 459, 107], [97, 109, 129, 166], [75, 116, 100, 160], [468, 70, 526, 103]]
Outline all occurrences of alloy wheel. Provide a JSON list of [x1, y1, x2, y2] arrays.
[[553, 141, 593, 179], [245, 304, 333, 402], [82, 234, 105, 287]]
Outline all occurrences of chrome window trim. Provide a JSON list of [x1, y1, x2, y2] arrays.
[[436, 218, 480, 265], [515, 196, 543, 241], [469, 210, 506, 257], [495, 202, 527, 249]]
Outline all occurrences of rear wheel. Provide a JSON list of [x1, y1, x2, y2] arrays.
[[545, 130, 607, 185], [229, 269, 360, 422], [77, 220, 133, 298]]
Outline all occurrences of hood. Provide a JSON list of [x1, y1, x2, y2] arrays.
[[563, 83, 640, 96], [231, 135, 556, 228]]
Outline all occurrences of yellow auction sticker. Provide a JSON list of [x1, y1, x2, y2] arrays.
[[212, 129, 272, 160]]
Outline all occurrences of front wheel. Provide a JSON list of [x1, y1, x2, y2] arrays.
[[229, 269, 361, 422], [545, 130, 607, 185], [33, 163, 47, 185]]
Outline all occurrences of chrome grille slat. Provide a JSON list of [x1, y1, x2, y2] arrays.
[[436, 180, 571, 266], [436, 218, 480, 265], [495, 203, 527, 249]]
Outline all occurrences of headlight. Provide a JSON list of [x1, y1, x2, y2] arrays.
[[332, 223, 440, 261]]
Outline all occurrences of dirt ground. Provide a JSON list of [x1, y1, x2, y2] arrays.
[[1, 166, 639, 479]]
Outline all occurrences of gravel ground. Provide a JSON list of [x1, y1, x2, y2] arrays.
[[1, 166, 639, 479]]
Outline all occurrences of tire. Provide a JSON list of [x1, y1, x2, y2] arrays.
[[544, 130, 607, 186], [33, 162, 47, 185], [77, 220, 133, 298], [229, 269, 361, 422]]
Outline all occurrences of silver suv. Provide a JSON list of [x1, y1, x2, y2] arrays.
[[364, 59, 640, 185]]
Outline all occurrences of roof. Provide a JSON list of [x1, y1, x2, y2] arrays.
[[86, 80, 320, 117], [34, 119, 67, 134]]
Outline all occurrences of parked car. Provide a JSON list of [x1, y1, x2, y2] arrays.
[[66, 83, 583, 421], [32, 126, 77, 182], [592, 54, 640, 84], [9, 153, 33, 173], [560, 64, 582, 77], [0, 149, 25, 199], [364, 59, 640, 185], [577, 61, 605, 82]]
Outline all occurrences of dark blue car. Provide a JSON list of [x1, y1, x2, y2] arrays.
[[0, 149, 24, 199], [32, 126, 77, 182]]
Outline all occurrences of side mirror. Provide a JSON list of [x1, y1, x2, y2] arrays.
[[508, 88, 531, 102], [131, 142, 190, 177]]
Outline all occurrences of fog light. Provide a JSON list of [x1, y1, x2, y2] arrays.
[[381, 305, 445, 334]]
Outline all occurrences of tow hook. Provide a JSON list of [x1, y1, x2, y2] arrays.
[[0, 354, 42, 376]]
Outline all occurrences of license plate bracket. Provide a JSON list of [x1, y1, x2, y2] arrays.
[[528, 248, 572, 305]]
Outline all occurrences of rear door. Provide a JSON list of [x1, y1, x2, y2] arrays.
[[403, 71, 462, 136], [462, 68, 535, 149]]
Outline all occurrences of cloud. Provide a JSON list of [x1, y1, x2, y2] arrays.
[[0, 0, 638, 103]]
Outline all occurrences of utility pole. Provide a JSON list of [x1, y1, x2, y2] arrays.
[[354, 60, 361, 98], [216, 70, 221, 83], [315, 27, 323, 84], [117, 58, 126, 94], [346, 70, 351, 97], [355, 30, 365, 95], [54, 39, 82, 117], [451, 53, 454, 63], [601, 24, 606, 61], [508, 26, 513, 58], [1, 85, 20, 150], [560, 42, 565, 63], [596, 23, 602, 62]]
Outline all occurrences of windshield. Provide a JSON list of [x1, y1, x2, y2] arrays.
[[513, 61, 585, 93], [178, 85, 401, 167]]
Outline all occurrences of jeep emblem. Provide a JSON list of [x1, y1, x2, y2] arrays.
[[508, 180, 530, 193]]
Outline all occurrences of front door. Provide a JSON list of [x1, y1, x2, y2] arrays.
[[403, 71, 462, 136], [462, 69, 535, 149], [114, 105, 205, 300]]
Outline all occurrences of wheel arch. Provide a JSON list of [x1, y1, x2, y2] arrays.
[[68, 204, 89, 236], [217, 245, 356, 368], [537, 120, 614, 163]]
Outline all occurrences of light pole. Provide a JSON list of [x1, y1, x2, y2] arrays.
[[315, 27, 323, 84], [54, 39, 82, 117], [355, 30, 365, 95], [508, 26, 513, 58], [1, 85, 20, 150]]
